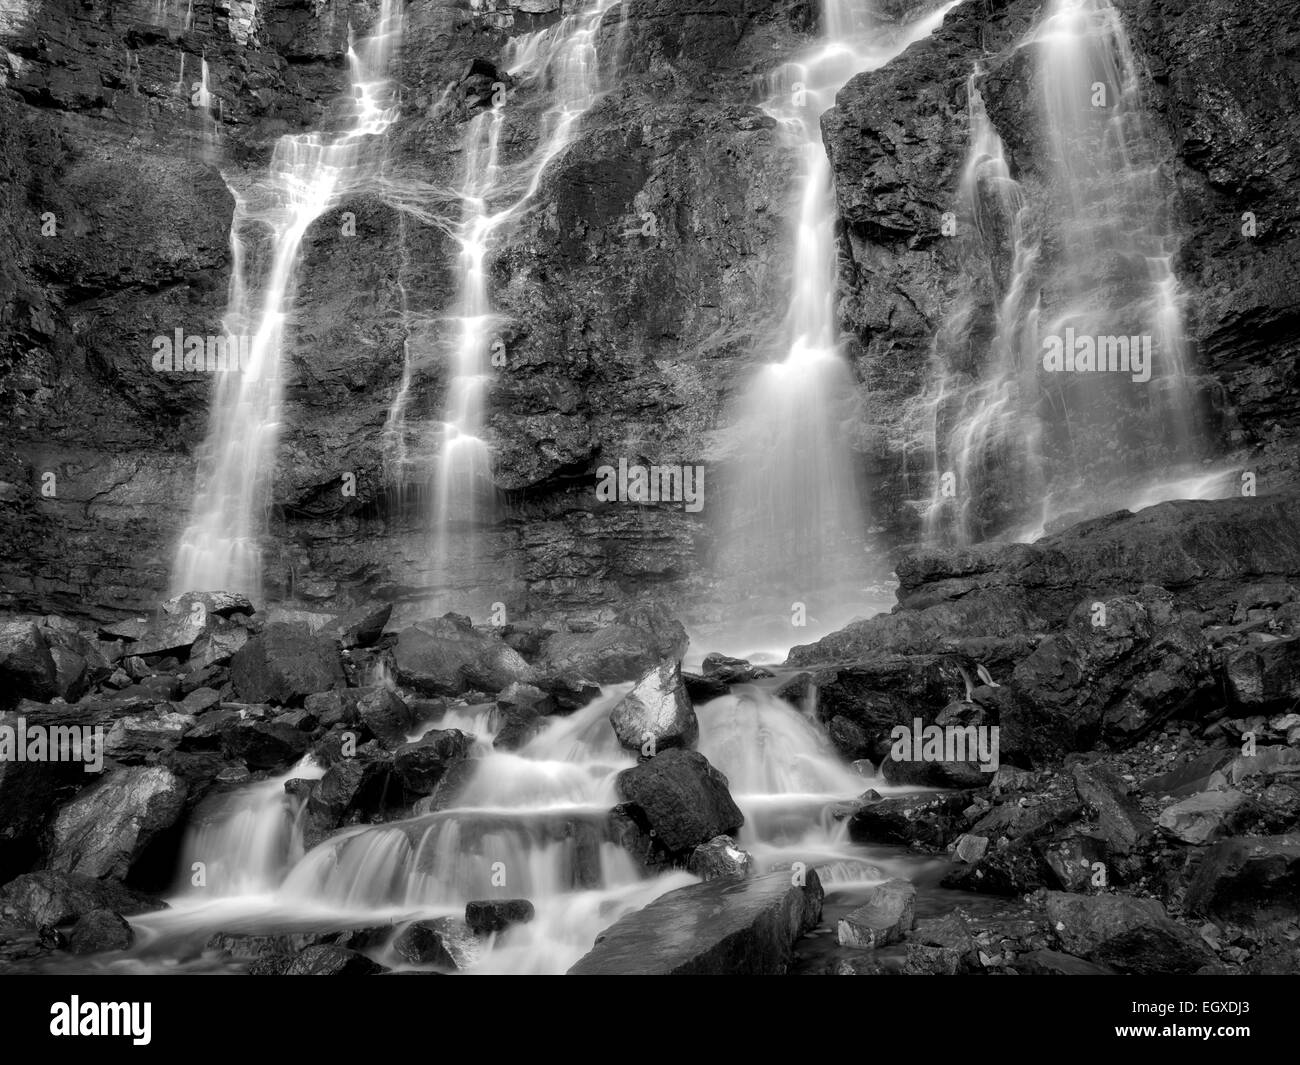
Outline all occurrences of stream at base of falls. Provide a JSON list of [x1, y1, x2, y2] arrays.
[[17, 671, 971, 976]]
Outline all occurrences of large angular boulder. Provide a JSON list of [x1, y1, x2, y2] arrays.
[[230, 622, 346, 705], [613, 748, 743, 856], [1157, 790, 1256, 845], [0, 620, 57, 706], [568, 869, 823, 975], [355, 686, 418, 747], [536, 606, 688, 685], [46, 767, 187, 880], [1225, 637, 1300, 709], [1184, 834, 1300, 919], [609, 660, 698, 755], [837, 877, 916, 948], [393, 730, 472, 796], [392, 615, 536, 696], [0, 870, 166, 928], [1045, 892, 1212, 975]]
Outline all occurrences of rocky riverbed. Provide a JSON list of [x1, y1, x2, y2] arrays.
[[2, 490, 1297, 975]]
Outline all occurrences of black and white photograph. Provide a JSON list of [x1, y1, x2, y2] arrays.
[[0, 0, 1294, 1023]]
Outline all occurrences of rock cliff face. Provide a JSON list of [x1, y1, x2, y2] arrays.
[[0, 0, 1296, 623]]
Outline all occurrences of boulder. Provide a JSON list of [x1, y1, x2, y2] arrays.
[[1184, 834, 1300, 919], [608, 660, 698, 755], [1045, 892, 1212, 974], [0, 620, 57, 706], [700, 653, 774, 684], [47, 766, 188, 879], [230, 622, 346, 705], [837, 877, 916, 948], [1225, 637, 1300, 708], [568, 869, 823, 975], [686, 835, 753, 880], [332, 603, 393, 650], [1157, 790, 1256, 845], [492, 682, 554, 749], [846, 791, 973, 849], [1071, 764, 1156, 855], [392, 730, 472, 796], [392, 917, 480, 969], [614, 748, 743, 856], [536, 607, 688, 685], [392, 616, 536, 696], [67, 909, 134, 954], [356, 686, 418, 747], [104, 709, 195, 763], [222, 718, 311, 770], [0, 870, 166, 927], [1141, 749, 1236, 799], [465, 898, 535, 936]]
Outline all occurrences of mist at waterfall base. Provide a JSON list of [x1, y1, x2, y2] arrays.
[[704, 2, 961, 659], [918, 0, 1234, 548]]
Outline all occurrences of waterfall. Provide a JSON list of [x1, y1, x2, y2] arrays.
[[923, 0, 1229, 545], [711, 1, 960, 649], [170, 0, 404, 601], [425, 0, 622, 612]]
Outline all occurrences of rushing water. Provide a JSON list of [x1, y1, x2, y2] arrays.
[[921, 0, 1229, 545], [171, 0, 404, 601], [121, 680, 918, 975], [420, 0, 623, 612], [711, 1, 960, 651]]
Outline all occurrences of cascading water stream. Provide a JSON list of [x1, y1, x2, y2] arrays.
[[711, 1, 960, 653], [171, 0, 404, 601], [131, 681, 919, 973], [426, 0, 622, 610], [922, 0, 1230, 545]]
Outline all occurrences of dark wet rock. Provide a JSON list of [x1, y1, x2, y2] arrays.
[[910, 913, 978, 970], [903, 943, 964, 975], [230, 622, 346, 705], [568, 869, 823, 975], [332, 603, 392, 650], [700, 653, 774, 684], [1158, 789, 1257, 845], [284, 944, 388, 975], [682, 673, 730, 703], [165, 592, 254, 620], [393, 730, 472, 797], [1141, 748, 1236, 799], [392, 917, 479, 969], [492, 682, 554, 750], [66, 908, 133, 955], [1225, 637, 1300, 709], [104, 708, 195, 763], [837, 877, 915, 948], [1071, 764, 1156, 856], [846, 791, 973, 849], [47, 766, 187, 879], [614, 748, 743, 857], [393, 615, 536, 697], [188, 621, 251, 671], [808, 656, 967, 762], [304, 689, 362, 729], [222, 717, 312, 770], [355, 686, 417, 747], [0, 923, 63, 964], [1045, 892, 1213, 975], [609, 659, 698, 756], [0, 870, 165, 928], [465, 898, 535, 936], [297, 753, 397, 849], [686, 835, 753, 880], [1184, 834, 1300, 920], [0, 620, 57, 706]]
